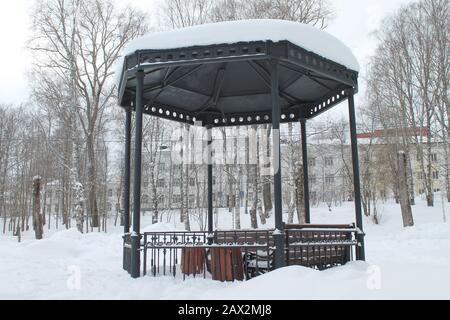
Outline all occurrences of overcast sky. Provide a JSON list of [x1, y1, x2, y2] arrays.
[[0, 0, 415, 110]]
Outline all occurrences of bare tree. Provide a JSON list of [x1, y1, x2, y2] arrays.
[[142, 117, 166, 224], [211, 0, 333, 29], [428, 0, 450, 202], [29, 0, 147, 228], [0, 106, 19, 234], [160, 0, 213, 28], [368, 0, 450, 209]]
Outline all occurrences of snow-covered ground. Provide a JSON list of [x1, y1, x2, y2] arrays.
[[1, 198, 449, 300]]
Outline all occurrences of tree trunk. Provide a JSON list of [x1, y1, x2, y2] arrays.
[[181, 124, 190, 231], [287, 122, 295, 224], [87, 135, 99, 228], [256, 131, 266, 225], [234, 136, 241, 230], [398, 152, 414, 227], [426, 111, 434, 207], [263, 124, 273, 218], [294, 163, 305, 224], [446, 146, 450, 203], [1, 143, 10, 234], [405, 149, 415, 205], [74, 182, 85, 233], [244, 128, 249, 214], [32, 176, 44, 239], [150, 163, 158, 224], [249, 127, 258, 229], [183, 164, 190, 231]]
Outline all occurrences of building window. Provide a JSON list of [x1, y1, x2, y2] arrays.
[[431, 153, 438, 162], [188, 195, 195, 204], [325, 175, 335, 184], [173, 179, 181, 187], [324, 157, 333, 166], [309, 158, 316, 167], [142, 195, 149, 204], [108, 189, 113, 197], [309, 175, 317, 184], [143, 180, 149, 188], [157, 179, 165, 188], [189, 178, 195, 187], [173, 195, 181, 203], [107, 202, 112, 211], [433, 171, 439, 180], [54, 204, 59, 213]]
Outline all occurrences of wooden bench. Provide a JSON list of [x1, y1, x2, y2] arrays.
[[213, 230, 274, 280], [243, 249, 275, 279], [180, 248, 205, 275], [285, 224, 356, 270], [214, 230, 274, 245], [208, 248, 244, 281]]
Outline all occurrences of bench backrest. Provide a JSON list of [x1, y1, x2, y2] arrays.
[[214, 230, 274, 245]]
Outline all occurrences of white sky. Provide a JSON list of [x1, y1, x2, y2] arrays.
[[0, 0, 415, 108]]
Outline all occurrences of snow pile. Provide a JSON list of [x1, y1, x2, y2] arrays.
[[201, 262, 371, 300], [1, 200, 449, 299], [120, 19, 360, 72]]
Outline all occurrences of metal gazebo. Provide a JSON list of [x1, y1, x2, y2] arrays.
[[117, 20, 365, 280]]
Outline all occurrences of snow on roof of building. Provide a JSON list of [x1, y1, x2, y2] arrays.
[[121, 19, 360, 72]]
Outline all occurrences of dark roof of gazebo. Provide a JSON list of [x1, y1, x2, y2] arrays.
[[117, 20, 359, 127]]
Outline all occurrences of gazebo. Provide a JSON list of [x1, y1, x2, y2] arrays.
[[117, 19, 365, 280]]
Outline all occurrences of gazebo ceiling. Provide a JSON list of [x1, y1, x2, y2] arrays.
[[117, 20, 359, 127]]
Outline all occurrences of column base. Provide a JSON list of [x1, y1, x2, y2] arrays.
[[130, 232, 142, 278], [273, 231, 286, 269]]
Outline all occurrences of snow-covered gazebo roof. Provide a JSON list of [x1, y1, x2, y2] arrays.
[[117, 19, 359, 127]]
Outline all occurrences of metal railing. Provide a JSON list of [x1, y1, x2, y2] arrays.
[[139, 224, 359, 281], [142, 230, 274, 280], [143, 231, 209, 279], [285, 224, 358, 270]]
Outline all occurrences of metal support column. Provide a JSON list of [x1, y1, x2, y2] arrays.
[[124, 107, 131, 233], [348, 90, 365, 261], [123, 105, 132, 271], [270, 59, 286, 269], [131, 69, 144, 278], [207, 124, 214, 244], [300, 118, 311, 224]]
